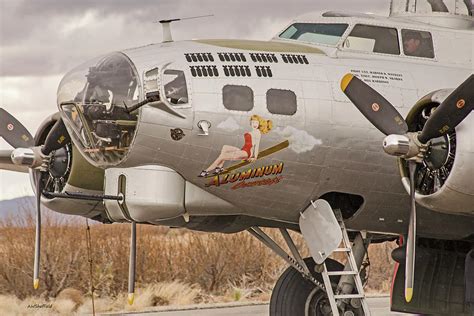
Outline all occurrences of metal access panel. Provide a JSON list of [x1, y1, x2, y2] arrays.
[[104, 165, 185, 222], [299, 199, 342, 264]]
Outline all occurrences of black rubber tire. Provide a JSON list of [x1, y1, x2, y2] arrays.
[[269, 257, 344, 316]]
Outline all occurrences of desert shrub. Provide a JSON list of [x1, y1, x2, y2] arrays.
[[0, 207, 396, 303]]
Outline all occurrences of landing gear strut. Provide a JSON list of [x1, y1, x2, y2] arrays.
[[248, 203, 371, 315]]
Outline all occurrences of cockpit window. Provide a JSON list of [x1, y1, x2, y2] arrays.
[[402, 29, 435, 58], [57, 52, 140, 167], [344, 24, 400, 55], [279, 23, 349, 46], [163, 69, 189, 106]]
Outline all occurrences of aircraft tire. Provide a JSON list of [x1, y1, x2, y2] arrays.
[[269, 257, 360, 316]]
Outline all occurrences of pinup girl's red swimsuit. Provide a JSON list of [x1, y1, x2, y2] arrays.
[[241, 132, 252, 158]]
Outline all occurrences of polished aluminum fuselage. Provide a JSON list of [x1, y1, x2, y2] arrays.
[[60, 14, 474, 239]]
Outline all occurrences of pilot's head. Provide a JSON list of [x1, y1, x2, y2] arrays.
[[403, 31, 422, 55]]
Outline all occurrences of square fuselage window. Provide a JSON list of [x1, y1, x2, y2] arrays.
[[266, 89, 297, 115], [222, 85, 254, 111]]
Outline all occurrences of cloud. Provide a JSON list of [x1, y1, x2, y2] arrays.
[[275, 126, 322, 153], [0, 0, 389, 200], [0, 0, 389, 77], [216, 117, 241, 132]]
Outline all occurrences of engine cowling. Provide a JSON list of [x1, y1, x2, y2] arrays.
[[398, 90, 474, 215], [30, 113, 108, 221]]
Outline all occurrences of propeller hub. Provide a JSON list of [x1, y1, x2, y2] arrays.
[[383, 134, 410, 156], [11, 148, 36, 166], [11, 146, 46, 168], [383, 132, 426, 161]]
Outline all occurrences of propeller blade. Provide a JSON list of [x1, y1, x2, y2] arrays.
[[418, 75, 474, 144], [0, 108, 34, 148], [42, 119, 70, 155], [341, 74, 408, 135], [128, 221, 137, 305], [33, 174, 43, 290], [405, 160, 417, 302]]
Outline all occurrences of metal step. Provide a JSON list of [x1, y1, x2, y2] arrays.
[[334, 294, 365, 299], [327, 270, 358, 276], [334, 247, 351, 252], [320, 209, 371, 316]]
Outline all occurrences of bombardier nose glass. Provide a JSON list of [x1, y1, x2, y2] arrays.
[[57, 52, 140, 167]]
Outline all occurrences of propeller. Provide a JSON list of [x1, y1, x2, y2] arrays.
[[41, 119, 71, 156], [33, 174, 42, 289], [340, 74, 408, 135], [128, 221, 137, 305], [0, 108, 70, 290], [417, 75, 474, 143], [0, 108, 34, 148], [405, 160, 416, 301], [341, 73, 473, 302]]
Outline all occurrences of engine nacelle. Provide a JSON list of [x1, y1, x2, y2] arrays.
[[399, 90, 474, 215], [30, 113, 108, 221]]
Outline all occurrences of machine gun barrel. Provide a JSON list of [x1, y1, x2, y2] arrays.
[[43, 191, 123, 201], [125, 91, 160, 113]]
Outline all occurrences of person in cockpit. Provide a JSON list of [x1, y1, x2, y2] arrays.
[[403, 31, 423, 56]]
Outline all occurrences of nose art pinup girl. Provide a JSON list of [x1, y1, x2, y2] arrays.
[[199, 115, 272, 177]]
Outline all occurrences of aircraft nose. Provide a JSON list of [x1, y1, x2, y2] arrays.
[[57, 52, 141, 168]]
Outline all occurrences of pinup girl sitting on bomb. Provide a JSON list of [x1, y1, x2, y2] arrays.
[[199, 115, 272, 177]]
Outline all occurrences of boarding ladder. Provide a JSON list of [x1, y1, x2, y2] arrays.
[[320, 211, 371, 316]]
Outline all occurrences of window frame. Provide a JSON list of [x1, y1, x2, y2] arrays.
[[222, 84, 255, 112], [278, 22, 350, 47], [400, 28, 435, 59], [266, 88, 298, 116], [160, 63, 192, 109]]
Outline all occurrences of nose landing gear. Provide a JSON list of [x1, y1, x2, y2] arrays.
[[248, 199, 371, 315]]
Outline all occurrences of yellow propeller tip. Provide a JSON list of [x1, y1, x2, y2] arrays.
[[33, 279, 39, 290], [340, 73, 354, 92], [127, 293, 135, 305], [405, 288, 413, 302]]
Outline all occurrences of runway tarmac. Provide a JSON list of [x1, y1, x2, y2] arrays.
[[118, 296, 409, 316]]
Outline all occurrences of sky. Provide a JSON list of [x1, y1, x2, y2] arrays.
[[0, 0, 391, 200]]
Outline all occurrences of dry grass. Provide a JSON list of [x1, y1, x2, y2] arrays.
[[365, 241, 397, 293], [0, 207, 397, 315]]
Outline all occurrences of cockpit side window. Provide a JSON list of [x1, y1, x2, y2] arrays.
[[163, 69, 189, 106], [344, 24, 400, 55], [401, 29, 435, 58], [279, 23, 349, 46]]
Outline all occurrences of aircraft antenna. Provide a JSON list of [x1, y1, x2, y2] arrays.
[[157, 14, 214, 43]]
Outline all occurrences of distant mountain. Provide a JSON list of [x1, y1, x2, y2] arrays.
[[0, 196, 36, 219], [0, 195, 81, 224]]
